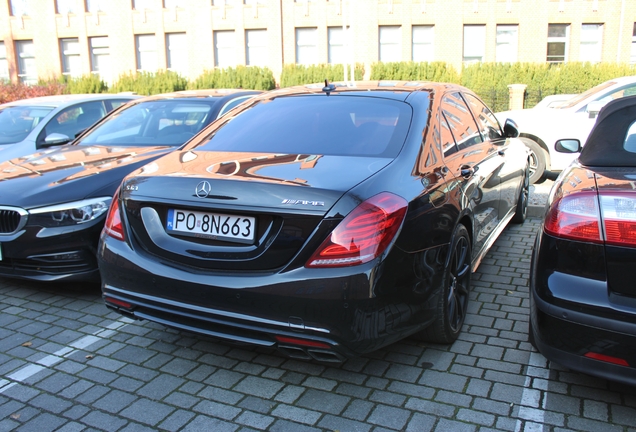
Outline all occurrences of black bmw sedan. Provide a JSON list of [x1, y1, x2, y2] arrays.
[[530, 95, 636, 386], [0, 89, 259, 282], [98, 81, 530, 360]]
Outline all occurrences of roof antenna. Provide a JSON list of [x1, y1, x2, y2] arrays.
[[322, 79, 336, 95]]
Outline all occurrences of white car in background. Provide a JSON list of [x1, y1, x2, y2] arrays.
[[532, 94, 577, 109], [496, 76, 636, 183], [0, 94, 139, 162]]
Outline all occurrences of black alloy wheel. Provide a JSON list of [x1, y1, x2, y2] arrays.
[[512, 163, 530, 224], [416, 224, 471, 344]]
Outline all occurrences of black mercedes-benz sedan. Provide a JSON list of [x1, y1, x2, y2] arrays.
[[0, 89, 260, 282], [530, 95, 636, 386], [98, 81, 530, 360]]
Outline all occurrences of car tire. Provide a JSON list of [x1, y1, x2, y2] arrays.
[[416, 224, 471, 344], [520, 138, 547, 184], [512, 163, 529, 224]]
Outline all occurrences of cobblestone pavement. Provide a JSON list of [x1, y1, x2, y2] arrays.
[[0, 218, 635, 432]]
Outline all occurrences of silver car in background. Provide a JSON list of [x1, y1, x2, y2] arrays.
[[0, 93, 139, 162]]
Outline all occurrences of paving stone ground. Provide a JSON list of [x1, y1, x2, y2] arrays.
[[0, 217, 635, 431]]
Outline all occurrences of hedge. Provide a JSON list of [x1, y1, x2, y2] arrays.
[[4, 63, 636, 112], [279, 64, 365, 88], [189, 66, 276, 91], [109, 70, 188, 95]]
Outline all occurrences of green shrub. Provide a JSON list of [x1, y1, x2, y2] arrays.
[[279, 64, 365, 88], [110, 70, 188, 95], [189, 66, 276, 91], [370, 61, 460, 83], [55, 74, 107, 94]]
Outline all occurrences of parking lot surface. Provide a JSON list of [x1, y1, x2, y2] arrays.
[[0, 216, 634, 431]]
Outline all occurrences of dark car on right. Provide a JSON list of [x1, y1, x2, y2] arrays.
[[530, 95, 636, 386]]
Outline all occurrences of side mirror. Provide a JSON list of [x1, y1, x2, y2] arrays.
[[555, 139, 582, 154], [43, 133, 71, 147], [503, 119, 519, 138], [586, 100, 607, 119]]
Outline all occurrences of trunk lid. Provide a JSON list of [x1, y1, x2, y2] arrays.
[[123, 151, 393, 271]]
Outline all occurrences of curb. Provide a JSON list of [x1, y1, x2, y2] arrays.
[[527, 204, 545, 218]]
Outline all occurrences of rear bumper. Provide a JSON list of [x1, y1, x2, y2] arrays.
[[530, 232, 636, 386], [98, 233, 443, 359]]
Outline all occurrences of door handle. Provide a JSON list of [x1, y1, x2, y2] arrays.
[[498, 150, 505, 156]]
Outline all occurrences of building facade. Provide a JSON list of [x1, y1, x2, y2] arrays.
[[0, 0, 635, 86]]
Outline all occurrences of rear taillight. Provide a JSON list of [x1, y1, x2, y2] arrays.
[[306, 192, 407, 268], [599, 194, 636, 247], [545, 191, 636, 247], [103, 190, 125, 241]]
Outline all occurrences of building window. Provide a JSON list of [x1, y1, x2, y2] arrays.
[[133, 0, 154, 10], [0, 43, 8, 82], [245, 29, 267, 67], [412, 25, 434, 62], [10, 0, 29, 16], [214, 30, 236, 68], [463, 25, 486, 64], [166, 33, 187, 75], [580, 24, 603, 63], [90, 36, 111, 83], [244, 0, 264, 3], [16, 40, 36, 84], [631, 23, 636, 65], [295, 28, 317, 65], [212, 0, 233, 5], [328, 27, 348, 64], [135, 34, 157, 72], [86, 0, 106, 12], [164, 0, 182, 7], [496, 25, 518, 63], [547, 24, 569, 63], [379, 26, 401, 62], [56, 0, 76, 14], [60, 38, 81, 78]]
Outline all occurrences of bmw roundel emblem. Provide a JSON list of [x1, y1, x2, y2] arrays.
[[195, 181, 212, 198]]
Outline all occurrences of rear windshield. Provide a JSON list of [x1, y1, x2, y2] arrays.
[[0, 106, 54, 145], [79, 100, 215, 146], [193, 95, 413, 158]]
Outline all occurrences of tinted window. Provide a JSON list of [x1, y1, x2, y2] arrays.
[[441, 93, 482, 150], [0, 106, 53, 145], [79, 100, 214, 146], [462, 93, 502, 141], [40, 101, 106, 142], [194, 96, 413, 158]]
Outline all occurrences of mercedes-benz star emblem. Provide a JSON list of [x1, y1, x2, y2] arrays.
[[195, 181, 212, 198]]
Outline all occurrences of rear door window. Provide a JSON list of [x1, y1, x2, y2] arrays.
[[194, 95, 413, 158], [441, 92, 482, 151]]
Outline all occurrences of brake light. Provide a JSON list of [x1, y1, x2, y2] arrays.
[[306, 192, 407, 268], [545, 191, 636, 247], [103, 191, 125, 241]]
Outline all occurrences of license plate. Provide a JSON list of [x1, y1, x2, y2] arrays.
[[167, 209, 256, 243]]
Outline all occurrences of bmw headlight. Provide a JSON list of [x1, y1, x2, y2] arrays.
[[29, 197, 112, 227]]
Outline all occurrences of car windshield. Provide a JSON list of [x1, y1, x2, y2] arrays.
[[79, 100, 214, 147], [0, 106, 54, 145], [193, 95, 413, 158], [558, 81, 617, 109]]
